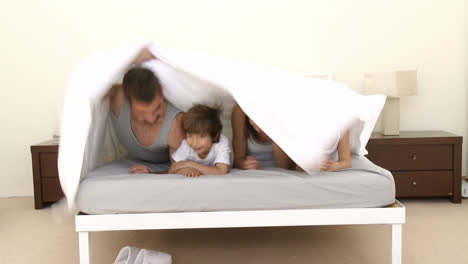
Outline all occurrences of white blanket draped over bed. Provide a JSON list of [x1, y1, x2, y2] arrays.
[[58, 41, 385, 209]]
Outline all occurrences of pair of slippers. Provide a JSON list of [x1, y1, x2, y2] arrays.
[[114, 246, 172, 264]]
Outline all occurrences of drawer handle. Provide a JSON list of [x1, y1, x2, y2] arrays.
[[412, 154, 417, 160], [412, 182, 417, 187]]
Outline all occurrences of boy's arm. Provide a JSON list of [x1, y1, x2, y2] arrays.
[[174, 167, 201, 177], [172, 161, 229, 175], [192, 162, 230, 175]]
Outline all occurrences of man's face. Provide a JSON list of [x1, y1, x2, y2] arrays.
[[130, 95, 164, 125]]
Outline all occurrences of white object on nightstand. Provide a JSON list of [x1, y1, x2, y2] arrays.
[[363, 70, 418, 136]]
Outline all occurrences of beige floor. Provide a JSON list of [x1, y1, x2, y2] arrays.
[[1, 197, 468, 264]]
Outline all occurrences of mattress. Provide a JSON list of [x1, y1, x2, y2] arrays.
[[76, 155, 395, 214]]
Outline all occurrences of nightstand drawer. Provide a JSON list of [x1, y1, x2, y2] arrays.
[[372, 145, 452, 171], [393, 171, 453, 197], [41, 178, 64, 202], [40, 152, 59, 178]]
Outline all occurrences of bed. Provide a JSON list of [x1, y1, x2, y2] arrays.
[[58, 42, 405, 264], [74, 155, 405, 264]]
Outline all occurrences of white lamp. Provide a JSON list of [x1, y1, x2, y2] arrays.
[[363, 70, 418, 136]]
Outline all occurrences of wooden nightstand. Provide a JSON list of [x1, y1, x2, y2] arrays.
[[30, 139, 63, 209], [366, 131, 463, 203]]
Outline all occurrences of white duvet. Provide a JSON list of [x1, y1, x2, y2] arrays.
[[58, 41, 385, 209]]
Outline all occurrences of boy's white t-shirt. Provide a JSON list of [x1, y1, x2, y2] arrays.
[[171, 134, 232, 166]]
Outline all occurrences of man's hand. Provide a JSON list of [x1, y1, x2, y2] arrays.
[[239, 156, 259, 170], [130, 164, 150, 174], [132, 48, 156, 65], [168, 165, 176, 174]]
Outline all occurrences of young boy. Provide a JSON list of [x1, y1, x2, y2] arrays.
[[131, 104, 232, 177], [169, 104, 231, 177]]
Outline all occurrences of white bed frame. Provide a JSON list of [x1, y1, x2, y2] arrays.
[[75, 201, 405, 264]]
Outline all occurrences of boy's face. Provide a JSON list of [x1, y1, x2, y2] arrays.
[[186, 133, 214, 158]]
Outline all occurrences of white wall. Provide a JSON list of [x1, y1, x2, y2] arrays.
[[1, 0, 467, 197]]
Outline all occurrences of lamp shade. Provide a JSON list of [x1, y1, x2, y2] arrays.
[[363, 70, 418, 98]]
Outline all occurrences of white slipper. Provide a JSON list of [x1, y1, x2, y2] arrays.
[[134, 248, 172, 264], [114, 246, 142, 264]]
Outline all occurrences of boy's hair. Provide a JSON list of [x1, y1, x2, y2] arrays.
[[182, 104, 223, 142], [122, 67, 162, 103]]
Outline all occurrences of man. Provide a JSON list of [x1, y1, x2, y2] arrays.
[[106, 48, 185, 172]]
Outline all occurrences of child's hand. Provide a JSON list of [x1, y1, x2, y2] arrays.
[[239, 156, 259, 170], [170, 161, 194, 172], [179, 167, 201, 177], [130, 165, 150, 174]]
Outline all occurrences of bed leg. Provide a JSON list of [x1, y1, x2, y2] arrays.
[[79, 232, 91, 264], [391, 224, 402, 264]]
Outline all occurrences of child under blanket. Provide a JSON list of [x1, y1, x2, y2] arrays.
[[132, 104, 232, 177]]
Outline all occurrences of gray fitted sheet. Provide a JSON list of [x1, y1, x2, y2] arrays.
[[76, 155, 395, 214]]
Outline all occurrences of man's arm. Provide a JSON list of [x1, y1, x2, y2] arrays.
[[132, 47, 157, 65], [167, 112, 186, 164], [105, 84, 124, 117]]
